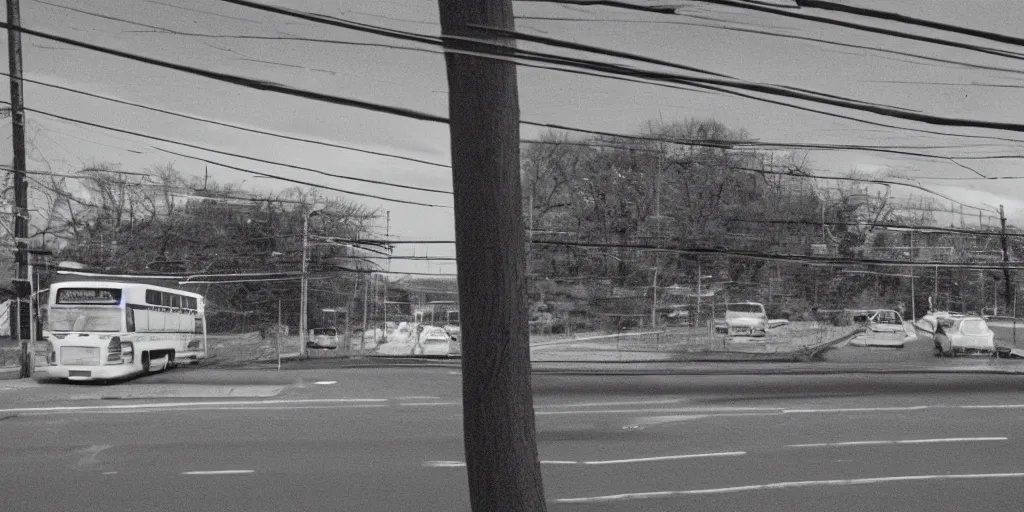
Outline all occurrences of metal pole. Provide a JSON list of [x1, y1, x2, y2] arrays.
[[911, 274, 916, 321], [651, 266, 658, 329], [361, 272, 368, 356], [277, 298, 282, 370], [300, 210, 310, 358], [1000, 204, 1012, 314], [27, 262, 34, 344], [696, 261, 702, 327], [8, 0, 30, 378]]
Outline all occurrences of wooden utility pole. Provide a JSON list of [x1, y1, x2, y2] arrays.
[[300, 210, 310, 358], [1000, 204, 1012, 313], [437, 1, 547, 510], [7, 0, 30, 378]]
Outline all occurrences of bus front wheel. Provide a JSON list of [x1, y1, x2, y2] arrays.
[[141, 352, 151, 373]]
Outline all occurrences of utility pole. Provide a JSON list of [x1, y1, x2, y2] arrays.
[[437, 1, 546, 510], [382, 211, 389, 335], [299, 208, 319, 359], [277, 298, 282, 371], [361, 271, 368, 356], [7, 0, 30, 378], [1000, 204, 1012, 314], [909, 230, 915, 319]]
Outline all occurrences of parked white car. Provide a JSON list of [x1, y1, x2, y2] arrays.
[[934, 316, 996, 357], [851, 309, 909, 348], [414, 326, 459, 357], [725, 302, 767, 337]]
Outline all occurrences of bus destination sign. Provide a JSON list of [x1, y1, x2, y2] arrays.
[[55, 288, 122, 305]]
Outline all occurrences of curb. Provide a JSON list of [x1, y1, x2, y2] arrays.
[[527, 366, 1024, 376]]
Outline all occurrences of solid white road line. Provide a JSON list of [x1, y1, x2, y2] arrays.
[[399, 402, 460, 407], [182, 470, 255, 475], [61, 404, 390, 415], [583, 451, 746, 466], [0, 398, 389, 414], [395, 396, 442, 400], [313, 381, 337, 385], [424, 461, 466, 468], [783, 406, 931, 414], [555, 473, 1024, 503], [426, 453, 744, 469], [535, 407, 781, 416], [534, 399, 682, 409], [788, 437, 1008, 448]]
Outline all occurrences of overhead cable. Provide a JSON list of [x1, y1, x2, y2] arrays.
[[0, 101, 451, 207]]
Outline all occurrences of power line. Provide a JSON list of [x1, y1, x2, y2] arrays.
[[527, 238, 1024, 270], [0, 21, 448, 123], [63, 1, 1024, 151], [678, 0, 1024, 60], [724, 218, 1023, 238], [0, 100, 451, 208], [794, 0, 1024, 49], [218, 0, 1024, 140], [0, 70, 450, 169], [729, 165, 997, 213], [470, 25, 1024, 133], [518, 128, 1001, 212], [154, 147, 449, 209], [522, 136, 1024, 161], [19, 8, 1024, 148], [519, 13, 1024, 79]]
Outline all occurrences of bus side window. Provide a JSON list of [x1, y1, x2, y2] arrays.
[[126, 307, 136, 332]]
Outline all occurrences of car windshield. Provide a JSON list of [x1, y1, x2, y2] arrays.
[[47, 307, 123, 332], [727, 304, 763, 313], [960, 319, 989, 336]]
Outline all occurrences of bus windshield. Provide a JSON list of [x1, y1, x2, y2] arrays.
[[48, 307, 123, 332]]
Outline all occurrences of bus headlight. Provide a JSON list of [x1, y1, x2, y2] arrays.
[[121, 341, 134, 364]]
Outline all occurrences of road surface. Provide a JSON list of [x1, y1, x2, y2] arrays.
[[3, 367, 1024, 511]]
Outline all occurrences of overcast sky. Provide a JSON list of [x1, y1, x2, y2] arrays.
[[2, 0, 1024, 274]]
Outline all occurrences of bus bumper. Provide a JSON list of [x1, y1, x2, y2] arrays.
[[41, 364, 139, 381]]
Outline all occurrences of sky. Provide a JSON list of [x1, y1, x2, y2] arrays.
[[2, 0, 1024, 275]]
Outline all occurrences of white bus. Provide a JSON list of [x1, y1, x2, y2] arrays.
[[42, 281, 207, 381]]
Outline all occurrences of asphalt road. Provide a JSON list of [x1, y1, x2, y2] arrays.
[[4, 368, 1024, 511]]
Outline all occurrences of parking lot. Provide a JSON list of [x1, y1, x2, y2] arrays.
[[824, 320, 1024, 364]]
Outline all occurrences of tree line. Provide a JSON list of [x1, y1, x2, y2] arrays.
[[1, 164, 382, 334], [521, 118, 1019, 327]]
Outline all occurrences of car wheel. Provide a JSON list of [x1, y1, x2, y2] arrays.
[[939, 336, 955, 358]]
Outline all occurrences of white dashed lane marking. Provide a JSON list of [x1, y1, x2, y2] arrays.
[[582, 451, 747, 466], [425, 452, 746, 468], [787, 437, 1008, 448], [182, 470, 255, 475]]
